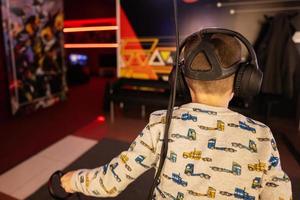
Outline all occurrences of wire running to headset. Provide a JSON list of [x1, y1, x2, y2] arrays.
[[147, 0, 181, 199]]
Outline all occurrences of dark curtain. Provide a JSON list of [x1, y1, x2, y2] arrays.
[[254, 13, 300, 99]]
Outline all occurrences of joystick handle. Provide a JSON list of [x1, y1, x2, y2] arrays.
[[48, 171, 72, 200]]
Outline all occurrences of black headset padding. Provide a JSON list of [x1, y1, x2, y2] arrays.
[[200, 28, 259, 67], [184, 37, 240, 81]]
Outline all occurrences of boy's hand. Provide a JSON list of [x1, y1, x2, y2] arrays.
[[60, 171, 76, 193]]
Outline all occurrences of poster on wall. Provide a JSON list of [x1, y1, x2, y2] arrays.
[[118, 0, 176, 81], [1, 0, 66, 115], [117, 0, 246, 81]]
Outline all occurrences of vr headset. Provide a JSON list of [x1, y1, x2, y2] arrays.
[[169, 28, 263, 98]]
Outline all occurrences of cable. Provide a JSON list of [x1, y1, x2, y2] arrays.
[[147, 0, 180, 199]]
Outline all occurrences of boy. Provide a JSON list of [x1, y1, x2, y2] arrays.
[[61, 32, 292, 199]]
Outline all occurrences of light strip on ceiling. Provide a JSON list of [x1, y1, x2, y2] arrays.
[[64, 43, 118, 48], [63, 26, 118, 33], [64, 18, 116, 27]]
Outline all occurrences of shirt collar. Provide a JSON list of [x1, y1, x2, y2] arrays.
[[180, 102, 230, 113]]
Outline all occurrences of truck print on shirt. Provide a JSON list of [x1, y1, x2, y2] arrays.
[[69, 103, 292, 200]]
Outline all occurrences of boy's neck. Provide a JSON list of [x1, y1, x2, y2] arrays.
[[190, 92, 232, 108]]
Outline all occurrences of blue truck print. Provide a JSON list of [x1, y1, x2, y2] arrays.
[[228, 121, 256, 133], [268, 155, 279, 170], [234, 188, 255, 200], [163, 173, 188, 187], [220, 188, 255, 200], [193, 108, 217, 115], [135, 155, 150, 169], [181, 113, 197, 122]]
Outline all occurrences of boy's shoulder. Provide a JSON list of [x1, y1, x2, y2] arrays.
[[244, 117, 268, 129], [148, 109, 167, 123], [149, 106, 181, 119], [150, 109, 167, 117], [149, 108, 273, 137], [149, 107, 181, 124], [237, 114, 273, 137]]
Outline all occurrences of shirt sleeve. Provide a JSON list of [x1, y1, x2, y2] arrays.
[[259, 129, 293, 200], [69, 114, 160, 197]]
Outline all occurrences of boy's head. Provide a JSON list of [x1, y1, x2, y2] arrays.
[[184, 33, 241, 98]]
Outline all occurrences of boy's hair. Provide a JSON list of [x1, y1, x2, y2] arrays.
[[184, 33, 241, 95]]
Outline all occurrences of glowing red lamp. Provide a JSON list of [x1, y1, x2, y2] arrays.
[[97, 116, 106, 123], [182, 0, 198, 3]]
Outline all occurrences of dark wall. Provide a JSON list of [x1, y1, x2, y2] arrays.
[[64, 0, 117, 74], [64, 0, 116, 20]]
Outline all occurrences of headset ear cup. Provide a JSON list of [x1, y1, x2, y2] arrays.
[[234, 64, 246, 97], [234, 64, 263, 97], [247, 65, 263, 96]]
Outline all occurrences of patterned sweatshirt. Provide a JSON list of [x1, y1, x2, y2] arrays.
[[70, 103, 292, 200]]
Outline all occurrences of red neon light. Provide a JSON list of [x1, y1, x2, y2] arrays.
[[63, 26, 118, 33], [97, 116, 106, 123], [64, 43, 118, 48], [64, 18, 116, 27], [182, 0, 198, 3]]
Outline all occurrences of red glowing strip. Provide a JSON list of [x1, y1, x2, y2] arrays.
[[63, 26, 118, 33], [64, 18, 116, 27], [182, 0, 198, 3], [64, 43, 118, 48]]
